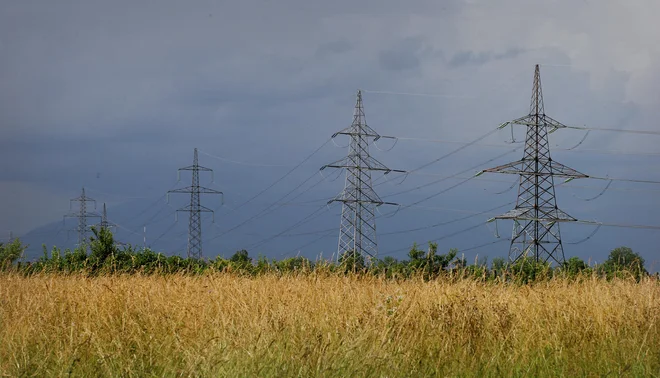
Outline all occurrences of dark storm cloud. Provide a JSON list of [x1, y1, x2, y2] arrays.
[[315, 40, 353, 58], [378, 37, 428, 72]]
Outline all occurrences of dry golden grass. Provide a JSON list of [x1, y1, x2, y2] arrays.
[[0, 273, 658, 377]]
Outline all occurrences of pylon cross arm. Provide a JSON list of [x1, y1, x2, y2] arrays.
[[333, 123, 381, 140], [546, 161, 589, 178], [542, 115, 569, 131], [484, 160, 588, 178], [178, 165, 212, 172], [321, 154, 399, 172], [176, 204, 215, 213], [494, 207, 577, 222], [197, 187, 223, 194], [168, 187, 195, 194]]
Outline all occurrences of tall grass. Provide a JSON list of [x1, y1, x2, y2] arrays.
[[0, 273, 658, 377]]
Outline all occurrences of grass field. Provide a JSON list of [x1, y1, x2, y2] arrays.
[[0, 273, 658, 377]]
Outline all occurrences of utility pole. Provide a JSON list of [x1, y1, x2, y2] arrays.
[[168, 148, 223, 259], [64, 187, 101, 251], [321, 90, 404, 263], [481, 64, 588, 265]]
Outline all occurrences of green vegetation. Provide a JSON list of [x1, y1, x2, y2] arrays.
[[0, 229, 651, 282]]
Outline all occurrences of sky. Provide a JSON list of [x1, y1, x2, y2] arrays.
[[1, 0, 659, 268]]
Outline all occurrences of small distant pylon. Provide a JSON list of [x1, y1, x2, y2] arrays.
[[98, 203, 117, 233], [321, 90, 405, 263], [64, 187, 101, 250], [168, 148, 223, 259], [481, 64, 588, 265]]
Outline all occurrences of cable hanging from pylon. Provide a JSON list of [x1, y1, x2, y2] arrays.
[[573, 178, 613, 201], [566, 223, 603, 245], [373, 136, 399, 152], [320, 89, 405, 262], [486, 218, 500, 238], [505, 123, 518, 144], [565, 130, 591, 150], [492, 180, 518, 195], [376, 204, 401, 219]]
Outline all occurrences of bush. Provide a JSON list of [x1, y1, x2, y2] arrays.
[[600, 246, 647, 280], [0, 239, 27, 270]]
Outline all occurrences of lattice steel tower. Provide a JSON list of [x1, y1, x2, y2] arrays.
[[321, 90, 404, 262], [482, 65, 588, 265], [64, 187, 100, 249], [168, 148, 223, 259], [98, 203, 117, 232]]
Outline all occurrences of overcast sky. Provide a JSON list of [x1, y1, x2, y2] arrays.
[[1, 0, 659, 266]]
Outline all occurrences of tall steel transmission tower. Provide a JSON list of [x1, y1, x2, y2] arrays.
[[482, 64, 588, 265], [168, 148, 223, 259], [321, 90, 404, 262], [64, 187, 100, 249]]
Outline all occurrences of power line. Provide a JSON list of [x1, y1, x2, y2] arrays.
[[554, 147, 660, 157], [382, 148, 518, 200], [124, 194, 167, 226], [563, 125, 660, 136], [247, 205, 331, 251], [206, 171, 325, 244], [459, 239, 509, 253], [576, 221, 660, 231], [124, 181, 180, 228], [362, 68, 529, 106], [198, 150, 293, 168], [573, 179, 613, 201], [149, 222, 181, 248], [566, 224, 602, 245], [84, 187, 150, 201], [408, 129, 501, 174], [400, 176, 476, 210], [221, 139, 331, 216], [379, 221, 489, 257], [278, 230, 337, 258], [390, 171, 660, 194], [380, 202, 514, 236], [141, 205, 175, 227], [361, 89, 473, 99], [585, 176, 660, 185], [385, 135, 660, 157]]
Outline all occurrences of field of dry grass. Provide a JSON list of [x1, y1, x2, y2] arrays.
[[0, 273, 658, 377]]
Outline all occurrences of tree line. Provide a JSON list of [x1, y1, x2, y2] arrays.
[[0, 226, 650, 282]]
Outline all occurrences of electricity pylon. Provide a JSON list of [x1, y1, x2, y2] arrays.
[[481, 64, 588, 265], [321, 90, 404, 263], [168, 148, 223, 259], [64, 187, 100, 250], [98, 203, 117, 232]]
